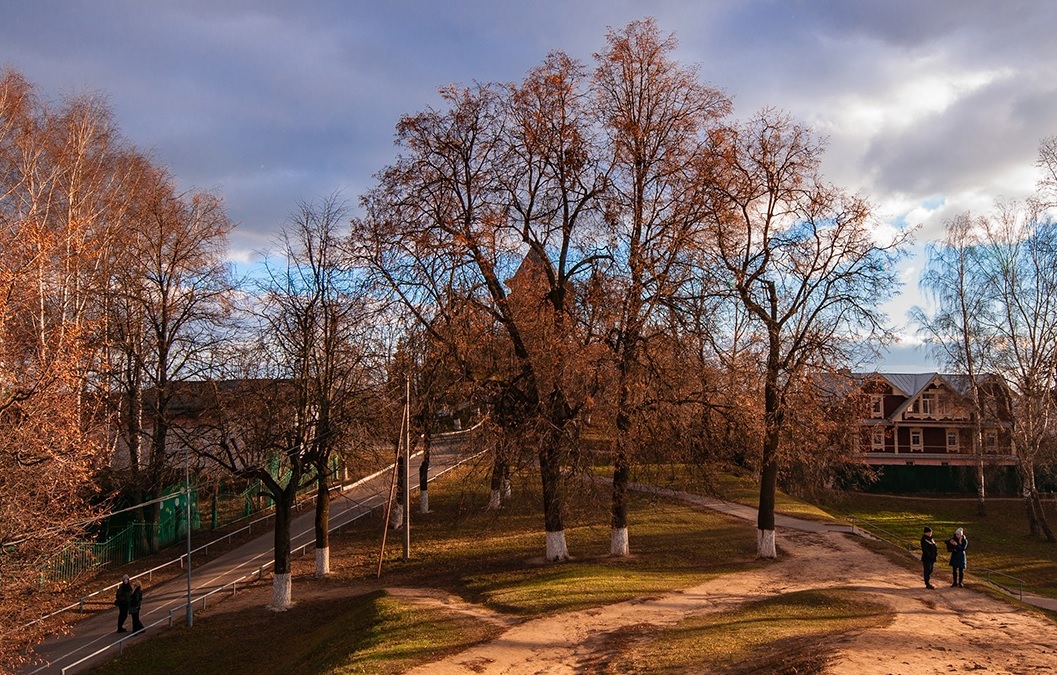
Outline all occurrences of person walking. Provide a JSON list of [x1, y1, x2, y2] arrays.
[[114, 575, 133, 632], [920, 526, 938, 589], [947, 527, 968, 587], [129, 580, 145, 633]]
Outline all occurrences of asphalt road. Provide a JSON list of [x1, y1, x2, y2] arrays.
[[23, 435, 478, 675]]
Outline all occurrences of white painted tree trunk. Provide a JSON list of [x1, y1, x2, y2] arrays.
[[315, 547, 329, 577], [272, 573, 292, 609], [420, 490, 430, 513], [487, 489, 501, 510], [389, 503, 403, 529], [502, 478, 512, 499], [610, 526, 629, 557], [546, 530, 569, 561], [757, 528, 777, 558]]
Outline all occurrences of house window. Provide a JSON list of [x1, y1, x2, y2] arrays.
[[985, 431, 997, 451], [871, 427, 885, 450], [921, 393, 934, 416], [947, 429, 959, 451], [910, 428, 923, 452], [870, 395, 884, 419]]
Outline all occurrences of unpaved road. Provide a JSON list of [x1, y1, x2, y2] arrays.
[[395, 530, 1057, 674]]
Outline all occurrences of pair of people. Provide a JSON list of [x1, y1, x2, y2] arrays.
[[114, 574, 145, 633], [920, 526, 968, 589]]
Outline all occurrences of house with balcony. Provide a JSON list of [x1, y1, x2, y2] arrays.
[[850, 372, 1017, 492]]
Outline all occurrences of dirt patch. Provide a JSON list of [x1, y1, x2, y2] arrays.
[[400, 530, 1057, 674], [183, 527, 1057, 674]]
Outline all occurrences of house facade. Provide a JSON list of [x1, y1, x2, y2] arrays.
[[856, 372, 1015, 468]]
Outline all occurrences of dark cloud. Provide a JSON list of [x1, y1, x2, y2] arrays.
[[3, 1, 1055, 367]]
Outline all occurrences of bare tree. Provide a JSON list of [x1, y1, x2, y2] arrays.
[[702, 109, 908, 557], [108, 176, 235, 551], [357, 62, 604, 560], [913, 213, 995, 515], [193, 377, 313, 608], [258, 194, 373, 577], [592, 18, 731, 556], [974, 200, 1057, 541]]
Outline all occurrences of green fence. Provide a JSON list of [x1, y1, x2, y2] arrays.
[[47, 484, 200, 584], [46, 460, 339, 584]]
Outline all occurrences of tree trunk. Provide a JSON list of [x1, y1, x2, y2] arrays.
[[314, 470, 330, 577], [540, 433, 567, 561], [757, 331, 781, 559], [488, 455, 507, 511], [390, 456, 405, 529], [418, 440, 430, 514], [610, 445, 630, 557], [610, 356, 633, 557], [272, 494, 293, 609]]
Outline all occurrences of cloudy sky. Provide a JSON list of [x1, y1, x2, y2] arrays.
[[3, 1, 1055, 370]]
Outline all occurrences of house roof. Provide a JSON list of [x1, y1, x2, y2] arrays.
[[870, 372, 976, 398]]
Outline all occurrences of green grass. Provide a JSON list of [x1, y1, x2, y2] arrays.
[[94, 589, 502, 675], [823, 493, 1057, 597], [84, 461, 1057, 674], [88, 465, 760, 674], [602, 589, 893, 674]]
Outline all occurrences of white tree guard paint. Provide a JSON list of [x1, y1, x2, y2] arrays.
[[272, 573, 292, 609], [610, 527, 629, 557], [315, 547, 329, 577], [420, 490, 430, 513], [487, 489, 501, 510], [502, 478, 512, 499], [758, 528, 777, 558], [546, 530, 569, 561], [389, 503, 403, 529]]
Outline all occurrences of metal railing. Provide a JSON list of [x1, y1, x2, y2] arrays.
[[846, 516, 1027, 601], [40, 443, 485, 675]]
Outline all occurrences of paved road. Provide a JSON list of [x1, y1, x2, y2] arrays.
[[23, 437, 477, 675]]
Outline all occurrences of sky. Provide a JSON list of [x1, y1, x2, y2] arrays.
[[2, 0, 1056, 372]]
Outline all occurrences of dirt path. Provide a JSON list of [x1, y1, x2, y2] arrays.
[[401, 530, 1057, 674]]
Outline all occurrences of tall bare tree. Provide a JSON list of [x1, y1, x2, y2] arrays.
[[593, 18, 731, 556], [974, 199, 1057, 541], [357, 57, 605, 559], [259, 194, 373, 577], [702, 109, 908, 557], [109, 175, 235, 550], [913, 213, 994, 515]]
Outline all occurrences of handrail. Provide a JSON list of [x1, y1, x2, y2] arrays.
[[21, 462, 387, 632], [40, 443, 488, 674]]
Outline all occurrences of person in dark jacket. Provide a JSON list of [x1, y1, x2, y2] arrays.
[[920, 526, 938, 589], [114, 575, 133, 632], [129, 580, 145, 633], [948, 527, 968, 587]]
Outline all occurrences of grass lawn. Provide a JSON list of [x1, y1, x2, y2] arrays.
[[88, 463, 762, 674], [821, 493, 1057, 598], [602, 588, 892, 674], [84, 460, 1057, 674]]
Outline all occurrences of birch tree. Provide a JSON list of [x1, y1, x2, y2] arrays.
[[975, 200, 1057, 541], [913, 213, 994, 515]]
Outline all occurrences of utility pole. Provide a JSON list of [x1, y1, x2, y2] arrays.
[[185, 451, 193, 627], [402, 374, 411, 560]]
